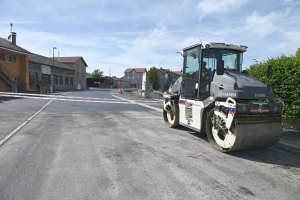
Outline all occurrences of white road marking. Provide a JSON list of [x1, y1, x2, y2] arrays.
[[110, 93, 163, 112], [0, 93, 161, 105], [0, 92, 159, 103], [0, 100, 52, 146], [0, 92, 68, 146]]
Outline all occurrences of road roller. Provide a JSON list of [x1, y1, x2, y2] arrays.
[[163, 42, 284, 152]]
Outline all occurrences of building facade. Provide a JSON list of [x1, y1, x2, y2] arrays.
[[29, 54, 75, 92], [106, 76, 130, 88], [58, 57, 88, 90], [0, 33, 31, 92], [167, 70, 182, 85], [157, 68, 169, 90], [123, 68, 147, 88]]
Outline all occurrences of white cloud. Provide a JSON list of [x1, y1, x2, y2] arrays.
[[197, 0, 249, 17], [244, 12, 279, 38], [269, 30, 300, 53]]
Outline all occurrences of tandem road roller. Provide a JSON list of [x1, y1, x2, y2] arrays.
[[163, 42, 284, 152]]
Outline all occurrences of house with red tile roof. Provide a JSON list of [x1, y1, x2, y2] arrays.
[[152, 67, 183, 90], [123, 68, 147, 88], [106, 76, 130, 88], [167, 70, 182, 86], [57, 56, 88, 90], [29, 54, 76, 92], [172, 71, 183, 76]]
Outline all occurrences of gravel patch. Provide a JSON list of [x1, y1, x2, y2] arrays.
[[121, 89, 164, 100]]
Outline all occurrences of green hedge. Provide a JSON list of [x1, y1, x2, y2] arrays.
[[247, 49, 300, 120]]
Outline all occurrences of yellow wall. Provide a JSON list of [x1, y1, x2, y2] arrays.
[[0, 80, 11, 92], [0, 50, 30, 91]]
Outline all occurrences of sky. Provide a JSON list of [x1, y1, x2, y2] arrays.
[[1, 0, 300, 77]]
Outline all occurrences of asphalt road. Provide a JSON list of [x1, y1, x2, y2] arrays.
[[0, 97, 49, 140], [0, 88, 299, 200]]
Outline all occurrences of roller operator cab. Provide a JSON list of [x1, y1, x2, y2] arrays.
[[163, 42, 284, 152]]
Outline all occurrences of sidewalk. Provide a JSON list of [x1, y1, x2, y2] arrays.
[[111, 91, 300, 154]]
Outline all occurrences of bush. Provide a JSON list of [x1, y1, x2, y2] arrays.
[[247, 49, 300, 120]]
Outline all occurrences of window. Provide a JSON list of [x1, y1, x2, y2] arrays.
[[76, 63, 78, 68], [70, 77, 73, 85], [65, 76, 69, 85], [8, 55, 16, 63], [202, 49, 243, 72], [133, 70, 135, 75], [0, 53, 4, 61], [132, 76, 135, 79], [182, 47, 200, 98], [59, 76, 63, 84], [42, 74, 50, 84], [127, 74, 129, 79], [54, 75, 58, 84]]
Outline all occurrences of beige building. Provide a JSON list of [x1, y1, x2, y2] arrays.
[[58, 57, 88, 90], [124, 68, 147, 88]]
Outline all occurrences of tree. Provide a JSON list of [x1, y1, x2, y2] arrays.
[[91, 69, 103, 78], [148, 66, 160, 90]]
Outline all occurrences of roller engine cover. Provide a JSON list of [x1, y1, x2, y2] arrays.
[[210, 69, 274, 100]]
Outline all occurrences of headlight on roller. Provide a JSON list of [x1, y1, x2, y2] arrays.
[[237, 104, 249, 113]]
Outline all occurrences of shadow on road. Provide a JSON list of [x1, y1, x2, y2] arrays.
[[176, 126, 209, 142], [0, 97, 25, 103], [177, 125, 300, 169], [228, 147, 300, 169]]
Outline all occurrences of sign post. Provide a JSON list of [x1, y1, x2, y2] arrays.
[[142, 71, 149, 98]]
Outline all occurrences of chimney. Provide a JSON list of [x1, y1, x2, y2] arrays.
[[12, 32, 17, 45]]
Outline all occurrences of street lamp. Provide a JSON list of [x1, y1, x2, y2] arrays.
[[52, 47, 57, 92]]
